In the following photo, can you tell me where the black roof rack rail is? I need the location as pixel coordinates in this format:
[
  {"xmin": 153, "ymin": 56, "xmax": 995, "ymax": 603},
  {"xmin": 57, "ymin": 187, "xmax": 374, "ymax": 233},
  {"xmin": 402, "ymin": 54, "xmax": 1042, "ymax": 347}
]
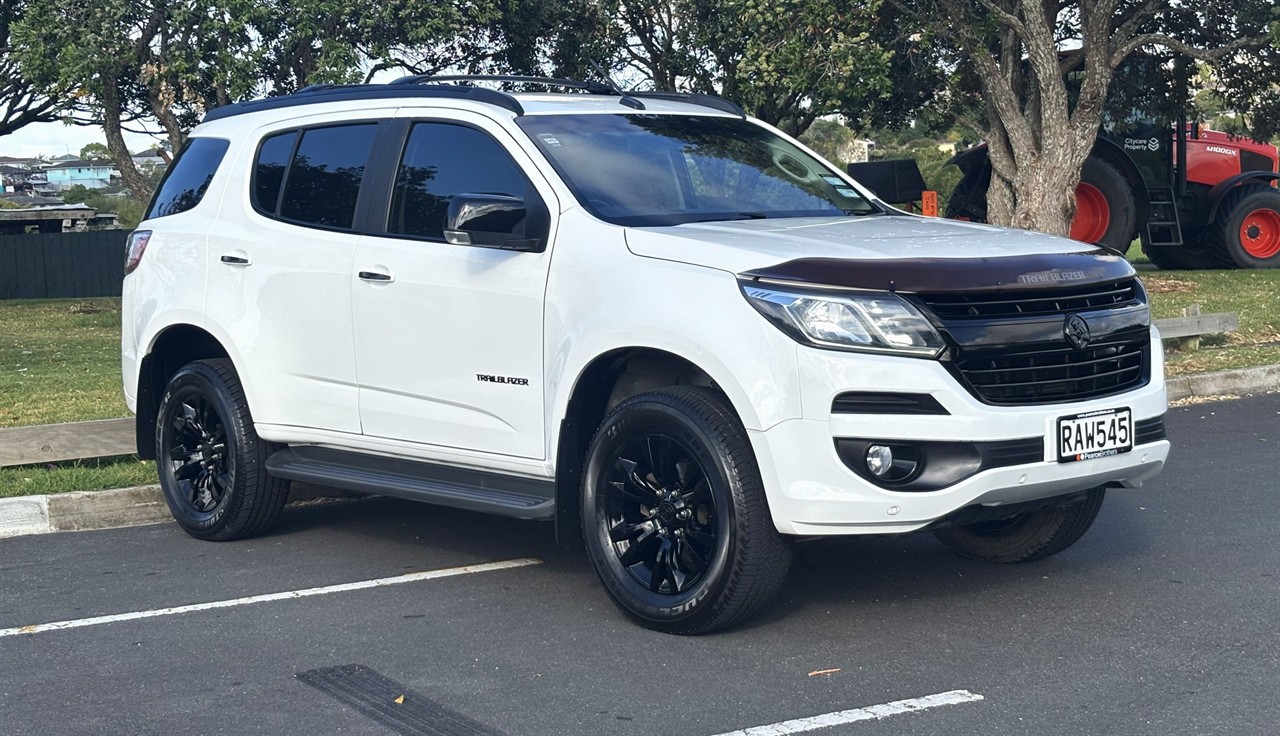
[
  {"xmin": 201, "ymin": 83, "xmax": 524, "ymax": 123},
  {"xmin": 200, "ymin": 76, "xmax": 745, "ymax": 123}
]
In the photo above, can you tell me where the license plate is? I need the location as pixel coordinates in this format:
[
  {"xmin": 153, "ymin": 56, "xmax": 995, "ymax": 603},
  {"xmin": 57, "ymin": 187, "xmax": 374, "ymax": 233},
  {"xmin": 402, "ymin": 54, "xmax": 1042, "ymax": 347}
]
[{"xmin": 1057, "ymin": 407, "xmax": 1133, "ymax": 462}]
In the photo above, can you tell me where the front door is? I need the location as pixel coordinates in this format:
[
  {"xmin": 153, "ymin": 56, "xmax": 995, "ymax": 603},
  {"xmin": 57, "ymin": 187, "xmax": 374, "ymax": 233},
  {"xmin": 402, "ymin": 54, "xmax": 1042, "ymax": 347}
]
[{"xmin": 352, "ymin": 114, "xmax": 557, "ymax": 459}]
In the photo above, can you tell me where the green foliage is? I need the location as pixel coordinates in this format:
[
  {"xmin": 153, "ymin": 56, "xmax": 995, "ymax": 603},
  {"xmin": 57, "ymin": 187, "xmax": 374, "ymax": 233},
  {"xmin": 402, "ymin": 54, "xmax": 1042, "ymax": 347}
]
[
  {"xmin": 0, "ymin": 198, "xmax": 23, "ymax": 209},
  {"xmin": 798, "ymin": 119, "xmax": 859, "ymax": 165},
  {"xmin": 58, "ymin": 185, "xmax": 145, "ymax": 228},
  {"xmin": 79, "ymin": 143, "xmax": 110, "ymax": 161}
]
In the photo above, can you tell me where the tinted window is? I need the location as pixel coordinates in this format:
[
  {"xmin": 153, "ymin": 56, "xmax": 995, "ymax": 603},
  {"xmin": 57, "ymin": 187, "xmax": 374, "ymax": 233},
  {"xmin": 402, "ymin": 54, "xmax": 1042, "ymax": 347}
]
[
  {"xmin": 280, "ymin": 124, "xmax": 378, "ymax": 229},
  {"xmin": 389, "ymin": 123, "xmax": 531, "ymax": 240},
  {"xmin": 145, "ymin": 137, "xmax": 230, "ymax": 219},
  {"xmin": 516, "ymin": 114, "xmax": 878, "ymax": 227},
  {"xmin": 253, "ymin": 131, "xmax": 297, "ymax": 214}
]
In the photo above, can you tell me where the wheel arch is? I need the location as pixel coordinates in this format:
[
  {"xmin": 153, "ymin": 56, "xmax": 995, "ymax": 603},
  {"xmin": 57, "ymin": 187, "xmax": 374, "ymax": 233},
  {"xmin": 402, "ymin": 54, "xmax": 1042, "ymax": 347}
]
[
  {"xmin": 552, "ymin": 346, "xmax": 736, "ymax": 550},
  {"xmin": 134, "ymin": 324, "xmax": 231, "ymax": 459},
  {"xmin": 1207, "ymin": 172, "xmax": 1280, "ymax": 222}
]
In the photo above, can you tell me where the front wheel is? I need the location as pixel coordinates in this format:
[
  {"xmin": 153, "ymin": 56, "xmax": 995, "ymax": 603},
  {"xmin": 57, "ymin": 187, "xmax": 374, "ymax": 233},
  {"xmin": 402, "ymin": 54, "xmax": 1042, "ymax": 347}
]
[
  {"xmin": 582, "ymin": 387, "xmax": 791, "ymax": 634},
  {"xmin": 156, "ymin": 358, "xmax": 290, "ymax": 541},
  {"xmin": 1206, "ymin": 185, "xmax": 1280, "ymax": 269},
  {"xmin": 933, "ymin": 489, "xmax": 1106, "ymax": 563}
]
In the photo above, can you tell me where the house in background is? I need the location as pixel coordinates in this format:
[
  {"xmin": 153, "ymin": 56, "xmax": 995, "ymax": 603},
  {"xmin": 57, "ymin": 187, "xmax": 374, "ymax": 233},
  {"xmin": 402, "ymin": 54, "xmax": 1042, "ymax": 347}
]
[
  {"xmin": 43, "ymin": 160, "xmax": 118, "ymax": 191},
  {"xmin": 131, "ymin": 147, "xmax": 169, "ymax": 169}
]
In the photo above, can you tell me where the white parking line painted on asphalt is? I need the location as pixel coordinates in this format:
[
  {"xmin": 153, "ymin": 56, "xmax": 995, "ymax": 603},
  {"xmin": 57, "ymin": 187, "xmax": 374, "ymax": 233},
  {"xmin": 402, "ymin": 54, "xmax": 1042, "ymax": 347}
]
[
  {"xmin": 0, "ymin": 558, "xmax": 541, "ymax": 638},
  {"xmin": 708, "ymin": 690, "xmax": 985, "ymax": 736}
]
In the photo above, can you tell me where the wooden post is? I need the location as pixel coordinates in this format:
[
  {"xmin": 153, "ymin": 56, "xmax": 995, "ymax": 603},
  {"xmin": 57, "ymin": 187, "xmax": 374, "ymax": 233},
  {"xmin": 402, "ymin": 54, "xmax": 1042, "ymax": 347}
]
[{"xmin": 1180, "ymin": 303, "xmax": 1201, "ymax": 352}]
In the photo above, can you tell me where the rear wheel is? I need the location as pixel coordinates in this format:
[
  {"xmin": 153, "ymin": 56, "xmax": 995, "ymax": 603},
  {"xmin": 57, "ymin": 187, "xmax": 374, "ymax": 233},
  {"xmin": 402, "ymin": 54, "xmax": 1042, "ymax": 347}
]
[
  {"xmin": 1206, "ymin": 185, "xmax": 1280, "ymax": 269},
  {"xmin": 933, "ymin": 489, "xmax": 1106, "ymax": 563},
  {"xmin": 1071, "ymin": 157, "xmax": 1137, "ymax": 254},
  {"xmin": 156, "ymin": 359, "xmax": 290, "ymax": 541},
  {"xmin": 582, "ymin": 387, "xmax": 791, "ymax": 634}
]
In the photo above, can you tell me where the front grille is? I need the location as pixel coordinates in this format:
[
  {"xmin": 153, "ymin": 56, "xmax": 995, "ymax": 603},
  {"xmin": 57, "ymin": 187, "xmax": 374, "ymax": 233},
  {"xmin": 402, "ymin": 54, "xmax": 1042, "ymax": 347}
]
[
  {"xmin": 951, "ymin": 338, "xmax": 1149, "ymax": 405},
  {"xmin": 919, "ymin": 279, "xmax": 1138, "ymax": 319}
]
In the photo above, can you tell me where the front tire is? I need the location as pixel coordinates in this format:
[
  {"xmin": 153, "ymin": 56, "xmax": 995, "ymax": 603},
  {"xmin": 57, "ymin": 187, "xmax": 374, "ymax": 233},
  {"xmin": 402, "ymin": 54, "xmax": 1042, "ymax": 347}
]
[
  {"xmin": 933, "ymin": 489, "xmax": 1106, "ymax": 563},
  {"xmin": 156, "ymin": 358, "xmax": 290, "ymax": 541},
  {"xmin": 1206, "ymin": 185, "xmax": 1280, "ymax": 269},
  {"xmin": 582, "ymin": 387, "xmax": 791, "ymax": 634}
]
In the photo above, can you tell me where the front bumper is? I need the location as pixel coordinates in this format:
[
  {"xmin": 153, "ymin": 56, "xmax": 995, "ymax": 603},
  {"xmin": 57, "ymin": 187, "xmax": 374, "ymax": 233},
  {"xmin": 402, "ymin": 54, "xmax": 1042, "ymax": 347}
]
[{"xmin": 751, "ymin": 333, "xmax": 1170, "ymax": 536}]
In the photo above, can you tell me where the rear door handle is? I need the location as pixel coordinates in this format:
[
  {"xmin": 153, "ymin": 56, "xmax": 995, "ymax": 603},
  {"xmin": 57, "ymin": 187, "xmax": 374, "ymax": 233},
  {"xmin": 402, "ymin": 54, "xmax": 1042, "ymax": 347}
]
[
  {"xmin": 358, "ymin": 270, "xmax": 393, "ymax": 282},
  {"xmin": 220, "ymin": 254, "xmax": 251, "ymax": 266}
]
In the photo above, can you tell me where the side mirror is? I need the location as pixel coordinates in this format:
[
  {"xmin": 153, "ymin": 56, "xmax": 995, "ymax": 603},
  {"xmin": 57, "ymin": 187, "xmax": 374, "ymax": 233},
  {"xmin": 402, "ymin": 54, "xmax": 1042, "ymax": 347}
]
[{"xmin": 444, "ymin": 193, "xmax": 543, "ymax": 252}]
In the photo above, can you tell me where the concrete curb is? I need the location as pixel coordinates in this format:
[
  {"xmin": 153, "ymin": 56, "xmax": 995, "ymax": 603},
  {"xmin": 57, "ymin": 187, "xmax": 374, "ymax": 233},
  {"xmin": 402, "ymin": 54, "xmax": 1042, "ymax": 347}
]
[
  {"xmin": 3, "ymin": 363, "xmax": 1278, "ymax": 540},
  {"xmin": 1165, "ymin": 364, "xmax": 1280, "ymax": 401},
  {"xmin": 0, "ymin": 483, "xmax": 357, "ymax": 540}
]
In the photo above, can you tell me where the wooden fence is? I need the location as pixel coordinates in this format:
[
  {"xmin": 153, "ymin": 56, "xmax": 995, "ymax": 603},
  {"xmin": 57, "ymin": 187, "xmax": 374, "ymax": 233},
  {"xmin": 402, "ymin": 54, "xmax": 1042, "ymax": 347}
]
[{"xmin": 0, "ymin": 231, "xmax": 128, "ymax": 300}]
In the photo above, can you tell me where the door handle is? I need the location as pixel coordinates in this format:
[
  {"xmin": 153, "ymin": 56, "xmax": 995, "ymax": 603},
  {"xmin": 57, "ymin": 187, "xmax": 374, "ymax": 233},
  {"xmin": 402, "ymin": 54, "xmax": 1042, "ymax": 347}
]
[
  {"xmin": 220, "ymin": 254, "xmax": 251, "ymax": 266},
  {"xmin": 358, "ymin": 270, "xmax": 393, "ymax": 282}
]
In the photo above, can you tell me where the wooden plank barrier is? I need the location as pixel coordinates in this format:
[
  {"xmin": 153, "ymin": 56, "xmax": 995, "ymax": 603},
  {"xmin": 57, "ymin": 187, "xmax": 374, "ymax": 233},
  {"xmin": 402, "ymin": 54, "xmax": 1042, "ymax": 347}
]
[{"xmin": 0, "ymin": 418, "xmax": 135, "ymax": 467}]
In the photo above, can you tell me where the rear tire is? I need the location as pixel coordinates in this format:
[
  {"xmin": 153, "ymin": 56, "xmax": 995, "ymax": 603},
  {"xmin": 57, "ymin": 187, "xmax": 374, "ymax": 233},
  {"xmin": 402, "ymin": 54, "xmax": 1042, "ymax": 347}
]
[
  {"xmin": 1206, "ymin": 185, "xmax": 1280, "ymax": 269},
  {"xmin": 156, "ymin": 358, "xmax": 290, "ymax": 541},
  {"xmin": 1073, "ymin": 157, "xmax": 1138, "ymax": 254},
  {"xmin": 581, "ymin": 386, "xmax": 791, "ymax": 634},
  {"xmin": 933, "ymin": 489, "xmax": 1106, "ymax": 563}
]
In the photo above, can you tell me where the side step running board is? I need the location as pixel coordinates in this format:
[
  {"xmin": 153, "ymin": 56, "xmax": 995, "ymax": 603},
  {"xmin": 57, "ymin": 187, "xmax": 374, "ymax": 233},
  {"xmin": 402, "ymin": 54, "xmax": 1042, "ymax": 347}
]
[{"xmin": 266, "ymin": 446, "xmax": 555, "ymax": 520}]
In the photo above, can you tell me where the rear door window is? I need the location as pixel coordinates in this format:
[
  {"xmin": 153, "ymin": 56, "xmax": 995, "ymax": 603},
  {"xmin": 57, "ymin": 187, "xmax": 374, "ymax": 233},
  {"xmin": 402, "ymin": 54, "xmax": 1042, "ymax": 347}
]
[
  {"xmin": 145, "ymin": 137, "xmax": 230, "ymax": 219},
  {"xmin": 277, "ymin": 124, "xmax": 378, "ymax": 230}
]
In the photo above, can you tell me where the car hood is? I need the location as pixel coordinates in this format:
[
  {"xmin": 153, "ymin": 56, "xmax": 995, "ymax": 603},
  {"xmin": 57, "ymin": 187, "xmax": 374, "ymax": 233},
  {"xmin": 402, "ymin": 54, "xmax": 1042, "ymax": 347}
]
[{"xmin": 624, "ymin": 214, "xmax": 1135, "ymax": 292}]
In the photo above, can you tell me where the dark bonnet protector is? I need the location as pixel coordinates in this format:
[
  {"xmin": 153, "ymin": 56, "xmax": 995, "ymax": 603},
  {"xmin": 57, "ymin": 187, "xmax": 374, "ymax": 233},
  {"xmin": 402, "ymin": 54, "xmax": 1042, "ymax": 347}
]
[{"xmin": 739, "ymin": 251, "xmax": 1136, "ymax": 293}]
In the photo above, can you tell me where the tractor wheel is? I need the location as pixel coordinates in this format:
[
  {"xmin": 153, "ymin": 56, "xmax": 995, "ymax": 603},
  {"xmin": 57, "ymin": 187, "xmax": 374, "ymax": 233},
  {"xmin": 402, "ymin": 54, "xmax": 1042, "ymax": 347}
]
[
  {"xmin": 1206, "ymin": 185, "xmax": 1280, "ymax": 269},
  {"xmin": 1070, "ymin": 157, "xmax": 1138, "ymax": 254},
  {"xmin": 1142, "ymin": 233, "xmax": 1216, "ymax": 271}
]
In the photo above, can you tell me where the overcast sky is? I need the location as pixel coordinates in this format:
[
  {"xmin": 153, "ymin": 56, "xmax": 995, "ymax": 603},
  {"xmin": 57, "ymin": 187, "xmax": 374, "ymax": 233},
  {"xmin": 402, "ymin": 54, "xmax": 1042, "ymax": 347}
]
[{"xmin": 1, "ymin": 122, "xmax": 160, "ymax": 159}]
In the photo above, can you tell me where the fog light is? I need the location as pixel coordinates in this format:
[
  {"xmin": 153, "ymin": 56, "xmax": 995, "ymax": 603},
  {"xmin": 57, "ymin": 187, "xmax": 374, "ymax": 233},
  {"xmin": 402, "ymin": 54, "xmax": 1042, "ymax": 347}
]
[{"xmin": 866, "ymin": 445, "xmax": 894, "ymax": 477}]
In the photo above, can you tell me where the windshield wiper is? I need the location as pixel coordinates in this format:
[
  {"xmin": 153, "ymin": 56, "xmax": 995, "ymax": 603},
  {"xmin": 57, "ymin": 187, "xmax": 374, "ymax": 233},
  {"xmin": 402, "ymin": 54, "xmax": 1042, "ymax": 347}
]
[{"xmin": 695, "ymin": 212, "xmax": 768, "ymax": 223}]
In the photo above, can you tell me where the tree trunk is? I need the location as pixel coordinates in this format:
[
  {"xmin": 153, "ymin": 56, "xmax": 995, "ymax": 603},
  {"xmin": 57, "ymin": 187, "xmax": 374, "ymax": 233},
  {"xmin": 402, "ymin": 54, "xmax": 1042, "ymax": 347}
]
[{"xmin": 101, "ymin": 79, "xmax": 153, "ymax": 202}]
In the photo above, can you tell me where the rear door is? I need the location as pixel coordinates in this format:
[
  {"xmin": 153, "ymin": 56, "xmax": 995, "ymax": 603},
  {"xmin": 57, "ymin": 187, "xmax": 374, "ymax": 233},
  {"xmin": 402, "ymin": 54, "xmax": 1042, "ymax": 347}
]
[
  {"xmin": 205, "ymin": 115, "xmax": 391, "ymax": 433},
  {"xmin": 351, "ymin": 111, "xmax": 557, "ymax": 458}
]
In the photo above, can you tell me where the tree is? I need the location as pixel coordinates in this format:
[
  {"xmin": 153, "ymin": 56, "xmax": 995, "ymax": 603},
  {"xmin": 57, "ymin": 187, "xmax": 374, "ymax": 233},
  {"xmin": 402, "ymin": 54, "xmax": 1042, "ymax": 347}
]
[
  {"xmin": 0, "ymin": 0, "xmax": 64, "ymax": 136},
  {"xmin": 895, "ymin": 0, "xmax": 1277, "ymax": 237},
  {"xmin": 79, "ymin": 143, "xmax": 111, "ymax": 161}
]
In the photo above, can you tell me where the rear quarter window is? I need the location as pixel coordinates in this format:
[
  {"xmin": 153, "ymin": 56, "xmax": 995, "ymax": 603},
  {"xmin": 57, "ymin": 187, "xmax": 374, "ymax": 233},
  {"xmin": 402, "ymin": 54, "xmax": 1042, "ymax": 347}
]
[{"xmin": 145, "ymin": 137, "xmax": 231, "ymax": 219}]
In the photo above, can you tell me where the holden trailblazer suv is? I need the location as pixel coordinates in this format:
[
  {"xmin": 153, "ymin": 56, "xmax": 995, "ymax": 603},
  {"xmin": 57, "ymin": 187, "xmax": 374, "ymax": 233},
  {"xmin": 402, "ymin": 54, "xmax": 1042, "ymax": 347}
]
[{"xmin": 122, "ymin": 76, "xmax": 1170, "ymax": 634}]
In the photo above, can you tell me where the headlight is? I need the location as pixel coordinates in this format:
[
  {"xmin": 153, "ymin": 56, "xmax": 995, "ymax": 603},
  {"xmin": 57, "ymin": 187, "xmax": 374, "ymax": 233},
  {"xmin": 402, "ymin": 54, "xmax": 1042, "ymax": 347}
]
[{"xmin": 740, "ymin": 281, "xmax": 944, "ymax": 357}]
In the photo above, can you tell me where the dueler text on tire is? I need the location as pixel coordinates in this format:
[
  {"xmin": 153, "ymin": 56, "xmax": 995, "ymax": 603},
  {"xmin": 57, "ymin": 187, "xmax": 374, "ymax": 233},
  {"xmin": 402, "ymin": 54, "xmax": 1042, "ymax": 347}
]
[
  {"xmin": 1071, "ymin": 157, "xmax": 1138, "ymax": 254},
  {"xmin": 156, "ymin": 358, "xmax": 290, "ymax": 541},
  {"xmin": 1206, "ymin": 185, "xmax": 1280, "ymax": 269},
  {"xmin": 933, "ymin": 489, "xmax": 1106, "ymax": 564},
  {"xmin": 581, "ymin": 386, "xmax": 791, "ymax": 634}
]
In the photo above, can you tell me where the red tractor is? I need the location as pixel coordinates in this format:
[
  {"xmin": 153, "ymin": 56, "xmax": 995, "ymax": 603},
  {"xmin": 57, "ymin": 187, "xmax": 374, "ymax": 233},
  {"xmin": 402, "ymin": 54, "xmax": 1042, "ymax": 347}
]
[
  {"xmin": 945, "ymin": 120, "xmax": 1279, "ymax": 269},
  {"xmin": 939, "ymin": 52, "xmax": 1280, "ymax": 271}
]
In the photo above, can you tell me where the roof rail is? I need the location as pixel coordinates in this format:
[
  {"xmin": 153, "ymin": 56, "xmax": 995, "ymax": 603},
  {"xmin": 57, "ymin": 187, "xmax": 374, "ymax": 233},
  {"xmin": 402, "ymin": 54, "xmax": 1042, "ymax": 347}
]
[
  {"xmin": 200, "ymin": 76, "xmax": 746, "ymax": 123},
  {"xmin": 201, "ymin": 83, "xmax": 525, "ymax": 123}
]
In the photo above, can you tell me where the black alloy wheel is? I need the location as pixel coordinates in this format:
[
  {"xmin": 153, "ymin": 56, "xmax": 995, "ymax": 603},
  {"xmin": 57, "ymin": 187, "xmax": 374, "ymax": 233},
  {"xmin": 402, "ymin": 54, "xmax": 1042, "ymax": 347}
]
[
  {"xmin": 602, "ymin": 435, "xmax": 718, "ymax": 596},
  {"xmin": 582, "ymin": 386, "xmax": 791, "ymax": 635},
  {"xmin": 157, "ymin": 359, "xmax": 289, "ymax": 540},
  {"xmin": 166, "ymin": 394, "xmax": 231, "ymax": 513}
]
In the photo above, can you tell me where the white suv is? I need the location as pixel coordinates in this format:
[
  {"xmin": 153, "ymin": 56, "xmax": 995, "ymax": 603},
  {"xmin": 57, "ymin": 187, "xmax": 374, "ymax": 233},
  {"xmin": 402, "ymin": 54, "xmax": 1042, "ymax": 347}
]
[{"xmin": 122, "ymin": 76, "xmax": 1169, "ymax": 633}]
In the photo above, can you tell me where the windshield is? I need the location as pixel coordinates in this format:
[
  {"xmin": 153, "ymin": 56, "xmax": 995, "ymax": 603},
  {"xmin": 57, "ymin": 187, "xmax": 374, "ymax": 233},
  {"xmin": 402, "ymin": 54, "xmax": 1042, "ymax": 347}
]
[{"xmin": 516, "ymin": 114, "xmax": 880, "ymax": 226}]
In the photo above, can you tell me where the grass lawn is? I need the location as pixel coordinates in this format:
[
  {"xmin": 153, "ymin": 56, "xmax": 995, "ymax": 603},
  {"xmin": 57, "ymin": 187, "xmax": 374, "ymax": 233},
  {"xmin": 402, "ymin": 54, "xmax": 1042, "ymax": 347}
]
[
  {"xmin": 2, "ymin": 269, "xmax": 1278, "ymax": 497},
  {"xmin": 1, "ymin": 298, "xmax": 129, "ymax": 428}
]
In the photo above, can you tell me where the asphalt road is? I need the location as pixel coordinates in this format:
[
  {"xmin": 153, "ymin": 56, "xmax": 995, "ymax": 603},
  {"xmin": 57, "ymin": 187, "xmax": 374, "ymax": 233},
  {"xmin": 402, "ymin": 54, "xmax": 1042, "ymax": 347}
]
[{"xmin": 1, "ymin": 393, "xmax": 1277, "ymax": 736}]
